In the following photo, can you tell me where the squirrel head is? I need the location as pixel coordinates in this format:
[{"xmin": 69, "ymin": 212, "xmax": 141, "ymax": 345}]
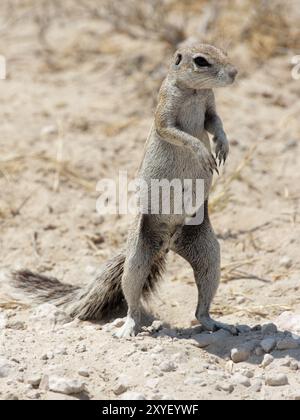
[{"xmin": 171, "ymin": 43, "xmax": 238, "ymax": 90}]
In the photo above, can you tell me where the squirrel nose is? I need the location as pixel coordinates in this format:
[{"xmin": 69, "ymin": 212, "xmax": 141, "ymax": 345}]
[{"xmin": 228, "ymin": 66, "xmax": 238, "ymax": 80}]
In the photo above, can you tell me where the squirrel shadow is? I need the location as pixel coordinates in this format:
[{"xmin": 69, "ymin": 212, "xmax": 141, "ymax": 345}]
[{"xmin": 151, "ymin": 322, "xmax": 300, "ymax": 365}]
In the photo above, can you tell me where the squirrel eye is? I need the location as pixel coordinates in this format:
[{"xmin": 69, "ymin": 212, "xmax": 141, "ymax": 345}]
[
  {"xmin": 175, "ymin": 54, "xmax": 182, "ymax": 65},
  {"xmin": 194, "ymin": 56, "xmax": 211, "ymax": 68}
]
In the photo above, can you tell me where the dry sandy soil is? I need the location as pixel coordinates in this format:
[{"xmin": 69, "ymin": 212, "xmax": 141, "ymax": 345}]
[{"xmin": 0, "ymin": 0, "xmax": 300, "ymax": 400}]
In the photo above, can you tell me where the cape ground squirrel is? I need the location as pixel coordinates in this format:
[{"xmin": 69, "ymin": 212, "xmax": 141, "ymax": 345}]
[{"xmin": 11, "ymin": 43, "xmax": 238, "ymax": 337}]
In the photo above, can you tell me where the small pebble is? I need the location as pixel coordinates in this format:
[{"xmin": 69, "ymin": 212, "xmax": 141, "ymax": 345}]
[
  {"xmin": 121, "ymin": 391, "xmax": 145, "ymax": 400},
  {"xmin": 231, "ymin": 348, "xmax": 250, "ymax": 363},
  {"xmin": 261, "ymin": 354, "xmax": 274, "ymax": 368},
  {"xmin": 265, "ymin": 374, "xmax": 288, "ymax": 387},
  {"xmin": 231, "ymin": 373, "xmax": 251, "ymax": 388}
]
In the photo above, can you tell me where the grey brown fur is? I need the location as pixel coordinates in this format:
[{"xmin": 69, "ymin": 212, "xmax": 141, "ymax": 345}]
[{"xmin": 11, "ymin": 43, "xmax": 238, "ymax": 337}]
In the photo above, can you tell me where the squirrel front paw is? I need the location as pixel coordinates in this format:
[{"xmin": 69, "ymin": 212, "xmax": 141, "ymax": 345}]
[
  {"xmin": 214, "ymin": 134, "xmax": 229, "ymax": 165},
  {"xmin": 196, "ymin": 145, "xmax": 219, "ymax": 176}
]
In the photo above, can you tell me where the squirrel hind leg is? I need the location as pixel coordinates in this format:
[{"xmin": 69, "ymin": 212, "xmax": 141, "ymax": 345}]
[
  {"xmin": 171, "ymin": 202, "xmax": 237, "ymax": 336},
  {"xmin": 114, "ymin": 215, "xmax": 168, "ymax": 338}
]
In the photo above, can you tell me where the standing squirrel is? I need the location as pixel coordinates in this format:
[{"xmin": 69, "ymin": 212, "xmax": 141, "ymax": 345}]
[{"xmin": 11, "ymin": 43, "xmax": 238, "ymax": 337}]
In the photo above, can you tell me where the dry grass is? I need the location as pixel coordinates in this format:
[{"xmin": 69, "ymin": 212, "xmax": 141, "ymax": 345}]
[
  {"xmin": 209, "ymin": 145, "xmax": 257, "ymax": 214},
  {"xmin": 0, "ymin": 154, "xmax": 94, "ymax": 194}
]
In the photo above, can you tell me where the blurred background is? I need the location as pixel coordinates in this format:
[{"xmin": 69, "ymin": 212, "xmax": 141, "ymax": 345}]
[{"xmin": 0, "ymin": 0, "xmax": 300, "ymax": 322}]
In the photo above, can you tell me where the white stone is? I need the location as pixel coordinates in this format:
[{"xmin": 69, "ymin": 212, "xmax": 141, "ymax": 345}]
[
  {"xmin": 159, "ymin": 361, "xmax": 176, "ymax": 373},
  {"xmin": 78, "ymin": 368, "xmax": 90, "ymax": 378},
  {"xmin": 27, "ymin": 374, "xmax": 42, "ymax": 387},
  {"xmin": 215, "ymin": 382, "xmax": 234, "ymax": 393},
  {"xmin": 75, "ymin": 344, "xmax": 87, "ymax": 353},
  {"xmin": 43, "ymin": 375, "xmax": 85, "ymax": 395},
  {"xmin": 121, "ymin": 391, "xmax": 145, "ymax": 400},
  {"xmin": 151, "ymin": 320, "xmax": 163, "ymax": 332},
  {"xmin": 40, "ymin": 125, "xmax": 58, "ymax": 137},
  {"xmin": 261, "ymin": 354, "xmax": 274, "ymax": 368},
  {"xmin": 231, "ymin": 348, "xmax": 250, "ymax": 363},
  {"xmin": 279, "ymin": 256, "xmax": 292, "ymax": 269},
  {"xmin": 145, "ymin": 378, "xmax": 159, "ymax": 389},
  {"xmin": 193, "ymin": 330, "xmax": 231, "ymax": 348},
  {"xmin": 265, "ymin": 374, "xmax": 288, "ymax": 387},
  {"xmin": 231, "ymin": 374, "xmax": 251, "ymax": 388},
  {"xmin": 275, "ymin": 312, "xmax": 300, "ymax": 335},
  {"xmin": 113, "ymin": 383, "xmax": 128, "ymax": 396},
  {"xmin": 85, "ymin": 265, "xmax": 97, "ymax": 276},
  {"xmin": 0, "ymin": 358, "xmax": 12, "ymax": 378}
]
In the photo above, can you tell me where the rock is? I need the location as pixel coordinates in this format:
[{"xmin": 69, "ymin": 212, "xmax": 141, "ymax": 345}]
[
  {"xmin": 113, "ymin": 374, "xmax": 130, "ymax": 395},
  {"xmin": 27, "ymin": 374, "xmax": 42, "ymax": 387},
  {"xmin": 250, "ymin": 380, "xmax": 262, "ymax": 393},
  {"xmin": 40, "ymin": 125, "xmax": 58, "ymax": 137},
  {"xmin": 0, "ymin": 358, "xmax": 12, "ymax": 378},
  {"xmin": 151, "ymin": 345, "xmax": 164, "ymax": 354},
  {"xmin": 255, "ymin": 347, "xmax": 264, "ymax": 357},
  {"xmin": 159, "ymin": 361, "xmax": 176, "ymax": 373},
  {"xmin": 260, "ymin": 338, "xmax": 276, "ymax": 353},
  {"xmin": 236, "ymin": 297, "xmax": 246, "ymax": 305},
  {"xmin": 78, "ymin": 368, "xmax": 90, "ymax": 378},
  {"xmin": 215, "ymin": 382, "xmax": 234, "ymax": 393},
  {"xmin": 279, "ymin": 256, "xmax": 292, "ymax": 269},
  {"xmin": 290, "ymin": 361, "xmax": 299, "ymax": 371},
  {"xmin": 151, "ymin": 320, "xmax": 163, "ymax": 332},
  {"xmin": 193, "ymin": 330, "xmax": 231, "ymax": 348},
  {"xmin": 85, "ymin": 265, "xmax": 97, "ymax": 276},
  {"xmin": 231, "ymin": 348, "xmax": 251, "ymax": 363},
  {"xmin": 261, "ymin": 354, "xmax": 274, "ymax": 368},
  {"xmin": 275, "ymin": 312, "xmax": 300, "ymax": 335},
  {"xmin": 27, "ymin": 391, "xmax": 41, "ymax": 400},
  {"xmin": 113, "ymin": 383, "xmax": 128, "ymax": 396},
  {"xmin": 121, "ymin": 391, "xmax": 145, "ymax": 400},
  {"xmin": 261, "ymin": 323, "xmax": 278, "ymax": 336},
  {"xmin": 75, "ymin": 344, "xmax": 87, "ymax": 353},
  {"xmin": 236, "ymin": 325, "xmax": 251, "ymax": 334},
  {"xmin": 276, "ymin": 337, "xmax": 299, "ymax": 350},
  {"xmin": 239, "ymin": 369, "xmax": 254, "ymax": 379},
  {"xmin": 41, "ymin": 375, "xmax": 85, "ymax": 395},
  {"xmin": 145, "ymin": 378, "xmax": 159, "ymax": 389},
  {"xmin": 6, "ymin": 320, "xmax": 26, "ymax": 330},
  {"xmin": 231, "ymin": 374, "xmax": 251, "ymax": 388},
  {"xmin": 55, "ymin": 346, "xmax": 68, "ymax": 356},
  {"xmin": 265, "ymin": 374, "xmax": 288, "ymax": 387}
]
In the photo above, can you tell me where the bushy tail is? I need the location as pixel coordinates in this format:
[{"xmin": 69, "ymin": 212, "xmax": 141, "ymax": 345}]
[{"xmin": 10, "ymin": 252, "xmax": 166, "ymax": 321}]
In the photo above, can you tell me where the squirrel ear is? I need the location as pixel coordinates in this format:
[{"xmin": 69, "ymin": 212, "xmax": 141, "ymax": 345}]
[{"xmin": 175, "ymin": 53, "xmax": 182, "ymax": 65}]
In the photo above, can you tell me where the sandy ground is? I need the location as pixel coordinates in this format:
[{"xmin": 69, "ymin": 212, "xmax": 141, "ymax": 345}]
[{"xmin": 0, "ymin": 1, "xmax": 300, "ymax": 400}]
